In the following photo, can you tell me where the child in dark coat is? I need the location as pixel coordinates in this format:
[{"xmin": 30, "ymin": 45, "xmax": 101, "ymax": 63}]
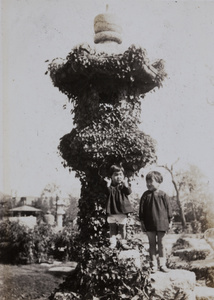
[
  {"xmin": 104, "ymin": 164, "xmax": 133, "ymax": 249},
  {"xmin": 139, "ymin": 171, "xmax": 173, "ymax": 272}
]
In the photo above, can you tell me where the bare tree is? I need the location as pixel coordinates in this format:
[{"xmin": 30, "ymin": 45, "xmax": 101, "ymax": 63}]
[{"xmin": 158, "ymin": 159, "xmax": 187, "ymax": 231}]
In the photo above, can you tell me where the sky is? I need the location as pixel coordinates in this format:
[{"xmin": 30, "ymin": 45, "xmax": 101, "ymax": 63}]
[{"xmin": 1, "ymin": 0, "xmax": 214, "ymax": 198}]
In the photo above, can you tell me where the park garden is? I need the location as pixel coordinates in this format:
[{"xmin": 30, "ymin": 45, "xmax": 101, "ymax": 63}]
[{"xmin": 1, "ymin": 7, "xmax": 214, "ymax": 300}]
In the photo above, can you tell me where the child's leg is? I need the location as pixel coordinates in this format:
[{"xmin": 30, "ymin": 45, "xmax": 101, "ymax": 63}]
[
  {"xmin": 107, "ymin": 215, "xmax": 118, "ymax": 248},
  {"xmin": 109, "ymin": 223, "xmax": 118, "ymax": 248},
  {"xmin": 157, "ymin": 231, "xmax": 166, "ymax": 257},
  {"xmin": 117, "ymin": 214, "xmax": 130, "ymax": 249},
  {"xmin": 157, "ymin": 231, "xmax": 169, "ymax": 272},
  {"xmin": 146, "ymin": 231, "xmax": 158, "ymax": 272},
  {"xmin": 118, "ymin": 224, "xmax": 126, "ymax": 239},
  {"xmin": 117, "ymin": 214, "xmax": 127, "ymax": 239},
  {"xmin": 109, "ymin": 222, "xmax": 118, "ymax": 237},
  {"xmin": 147, "ymin": 231, "xmax": 157, "ymax": 261}
]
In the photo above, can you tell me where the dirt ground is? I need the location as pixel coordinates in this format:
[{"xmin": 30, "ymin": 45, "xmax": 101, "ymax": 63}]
[{"xmin": 0, "ymin": 263, "xmax": 64, "ymax": 300}]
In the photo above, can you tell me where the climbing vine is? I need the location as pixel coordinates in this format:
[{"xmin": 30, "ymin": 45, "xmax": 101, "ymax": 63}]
[
  {"xmin": 47, "ymin": 42, "xmax": 166, "ymax": 240},
  {"xmin": 48, "ymin": 43, "xmax": 166, "ymax": 105}
]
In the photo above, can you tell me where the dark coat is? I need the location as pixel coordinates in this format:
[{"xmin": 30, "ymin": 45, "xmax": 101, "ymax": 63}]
[
  {"xmin": 139, "ymin": 189, "xmax": 172, "ymax": 231},
  {"xmin": 106, "ymin": 183, "xmax": 133, "ymax": 215}
]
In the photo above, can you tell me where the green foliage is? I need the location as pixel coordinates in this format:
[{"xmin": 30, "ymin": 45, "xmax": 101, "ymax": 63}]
[
  {"xmin": 50, "ymin": 225, "xmax": 78, "ymax": 261},
  {"xmin": 48, "ymin": 42, "xmax": 163, "ymax": 243},
  {"xmin": 47, "ymin": 43, "xmax": 167, "ymax": 103},
  {"xmin": 0, "ymin": 221, "xmax": 54, "ymax": 264},
  {"xmin": 47, "ymin": 41, "xmax": 164, "ymax": 300},
  {"xmin": 0, "ymin": 197, "xmax": 16, "ymax": 219},
  {"xmin": 76, "ymin": 175, "xmax": 109, "ymax": 242},
  {"xmin": 50, "ymin": 240, "xmax": 152, "ymax": 300},
  {"xmin": 59, "ymin": 103, "xmax": 157, "ymax": 177},
  {"xmin": 0, "ymin": 220, "xmax": 80, "ymax": 264},
  {"xmin": 32, "ymin": 223, "xmax": 55, "ymax": 263},
  {"xmin": 175, "ymin": 165, "xmax": 214, "ymax": 232},
  {"xmin": 0, "ymin": 221, "xmax": 33, "ymax": 264}
]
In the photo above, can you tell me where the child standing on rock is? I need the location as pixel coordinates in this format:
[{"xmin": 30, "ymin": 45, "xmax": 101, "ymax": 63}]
[
  {"xmin": 139, "ymin": 171, "xmax": 173, "ymax": 273},
  {"xmin": 104, "ymin": 164, "xmax": 133, "ymax": 249}
]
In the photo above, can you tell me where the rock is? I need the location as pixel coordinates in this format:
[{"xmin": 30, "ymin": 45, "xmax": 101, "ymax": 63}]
[
  {"xmin": 204, "ymin": 228, "xmax": 214, "ymax": 251},
  {"xmin": 173, "ymin": 248, "xmax": 211, "ymax": 261},
  {"xmin": 169, "ymin": 255, "xmax": 214, "ymax": 286},
  {"xmin": 188, "ymin": 258, "xmax": 214, "ymax": 284},
  {"xmin": 150, "ymin": 269, "xmax": 196, "ymax": 300},
  {"xmin": 48, "ymin": 262, "xmax": 77, "ymax": 277},
  {"xmin": 172, "ymin": 236, "xmax": 213, "ymax": 262},
  {"xmin": 195, "ymin": 286, "xmax": 214, "ymax": 299},
  {"xmin": 40, "ymin": 260, "xmax": 62, "ymax": 267},
  {"xmin": 175, "ymin": 236, "xmax": 213, "ymax": 251},
  {"xmin": 48, "ymin": 266, "xmax": 75, "ymax": 275},
  {"xmin": 206, "ymin": 268, "xmax": 214, "ymax": 288}
]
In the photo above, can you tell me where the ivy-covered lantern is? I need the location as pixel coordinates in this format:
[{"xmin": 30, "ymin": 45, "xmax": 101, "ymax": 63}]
[{"xmin": 47, "ymin": 8, "xmax": 167, "ymax": 242}]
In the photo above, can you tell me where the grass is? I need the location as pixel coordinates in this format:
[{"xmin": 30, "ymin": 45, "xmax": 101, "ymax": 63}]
[{"xmin": 0, "ymin": 263, "xmax": 63, "ymax": 300}]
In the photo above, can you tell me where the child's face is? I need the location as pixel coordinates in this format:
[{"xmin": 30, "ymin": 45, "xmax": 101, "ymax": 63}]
[
  {"xmin": 146, "ymin": 178, "xmax": 160, "ymax": 191},
  {"xmin": 112, "ymin": 171, "xmax": 124, "ymax": 184}
]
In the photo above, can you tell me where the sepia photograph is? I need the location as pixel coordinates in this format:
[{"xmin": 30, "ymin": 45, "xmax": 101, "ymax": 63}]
[{"xmin": 1, "ymin": 0, "xmax": 214, "ymax": 299}]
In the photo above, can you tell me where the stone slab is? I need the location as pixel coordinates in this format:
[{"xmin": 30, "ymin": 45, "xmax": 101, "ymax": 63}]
[
  {"xmin": 150, "ymin": 269, "xmax": 196, "ymax": 300},
  {"xmin": 195, "ymin": 286, "xmax": 214, "ymax": 300}
]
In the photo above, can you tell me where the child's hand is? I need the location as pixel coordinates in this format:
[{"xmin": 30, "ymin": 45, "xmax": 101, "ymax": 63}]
[
  {"xmin": 104, "ymin": 177, "xmax": 111, "ymax": 187},
  {"xmin": 123, "ymin": 177, "xmax": 129, "ymax": 187}
]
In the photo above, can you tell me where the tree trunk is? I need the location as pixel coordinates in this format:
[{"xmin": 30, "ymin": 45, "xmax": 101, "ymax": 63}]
[
  {"xmin": 159, "ymin": 164, "xmax": 187, "ymax": 231},
  {"xmin": 171, "ymin": 178, "xmax": 186, "ymax": 230}
]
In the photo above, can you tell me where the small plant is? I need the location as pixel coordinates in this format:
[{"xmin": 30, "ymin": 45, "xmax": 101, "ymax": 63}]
[{"xmin": 171, "ymin": 238, "xmax": 191, "ymax": 252}]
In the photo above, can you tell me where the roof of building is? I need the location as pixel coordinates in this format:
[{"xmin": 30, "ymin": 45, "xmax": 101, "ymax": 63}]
[{"xmin": 9, "ymin": 205, "xmax": 42, "ymax": 212}]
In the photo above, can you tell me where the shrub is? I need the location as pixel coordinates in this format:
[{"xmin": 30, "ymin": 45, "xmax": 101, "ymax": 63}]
[
  {"xmin": 171, "ymin": 238, "xmax": 191, "ymax": 252},
  {"xmin": 31, "ymin": 223, "xmax": 55, "ymax": 263},
  {"xmin": 0, "ymin": 220, "xmax": 32, "ymax": 264},
  {"xmin": 0, "ymin": 221, "xmax": 56, "ymax": 264},
  {"xmin": 50, "ymin": 225, "xmax": 78, "ymax": 261}
]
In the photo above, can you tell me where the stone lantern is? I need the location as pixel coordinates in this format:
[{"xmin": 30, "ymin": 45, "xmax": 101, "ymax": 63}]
[
  {"xmin": 48, "ymin": 5, "xmax": 170, "ymax": 299},
  {"xmin": 56, "ymin": 196, "xmax": 65, "ymax": 228},
  {"xmin": 93, "ymin": 6, "xmax": 123, "ymax": 54},
  {"xmin": 48, "ymin": 6, "xmax": 167, "ymax": 240}
]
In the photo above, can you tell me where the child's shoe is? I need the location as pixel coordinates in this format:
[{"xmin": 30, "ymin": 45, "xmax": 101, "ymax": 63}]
[
  {"xmin": 150, "ymin": 260, "xmax": 158, "ymax": 273},
  {"xmin": 159, "ymin": 257, "xmax": 170, "ymax": 273},
  {"xmin": 159, "ymin": 265, "xmax": 170, "ymax": 273},
  {"xmin": 151, "ymin": 266, "xmax": 158, "ymax": 273},
  {"xmin": 120, "ymin": 239, "xmax": 131, "ymax": 250},
  {"xmin": 109, "ymin": 236, "xmax": 117, "ymax": 249}
]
